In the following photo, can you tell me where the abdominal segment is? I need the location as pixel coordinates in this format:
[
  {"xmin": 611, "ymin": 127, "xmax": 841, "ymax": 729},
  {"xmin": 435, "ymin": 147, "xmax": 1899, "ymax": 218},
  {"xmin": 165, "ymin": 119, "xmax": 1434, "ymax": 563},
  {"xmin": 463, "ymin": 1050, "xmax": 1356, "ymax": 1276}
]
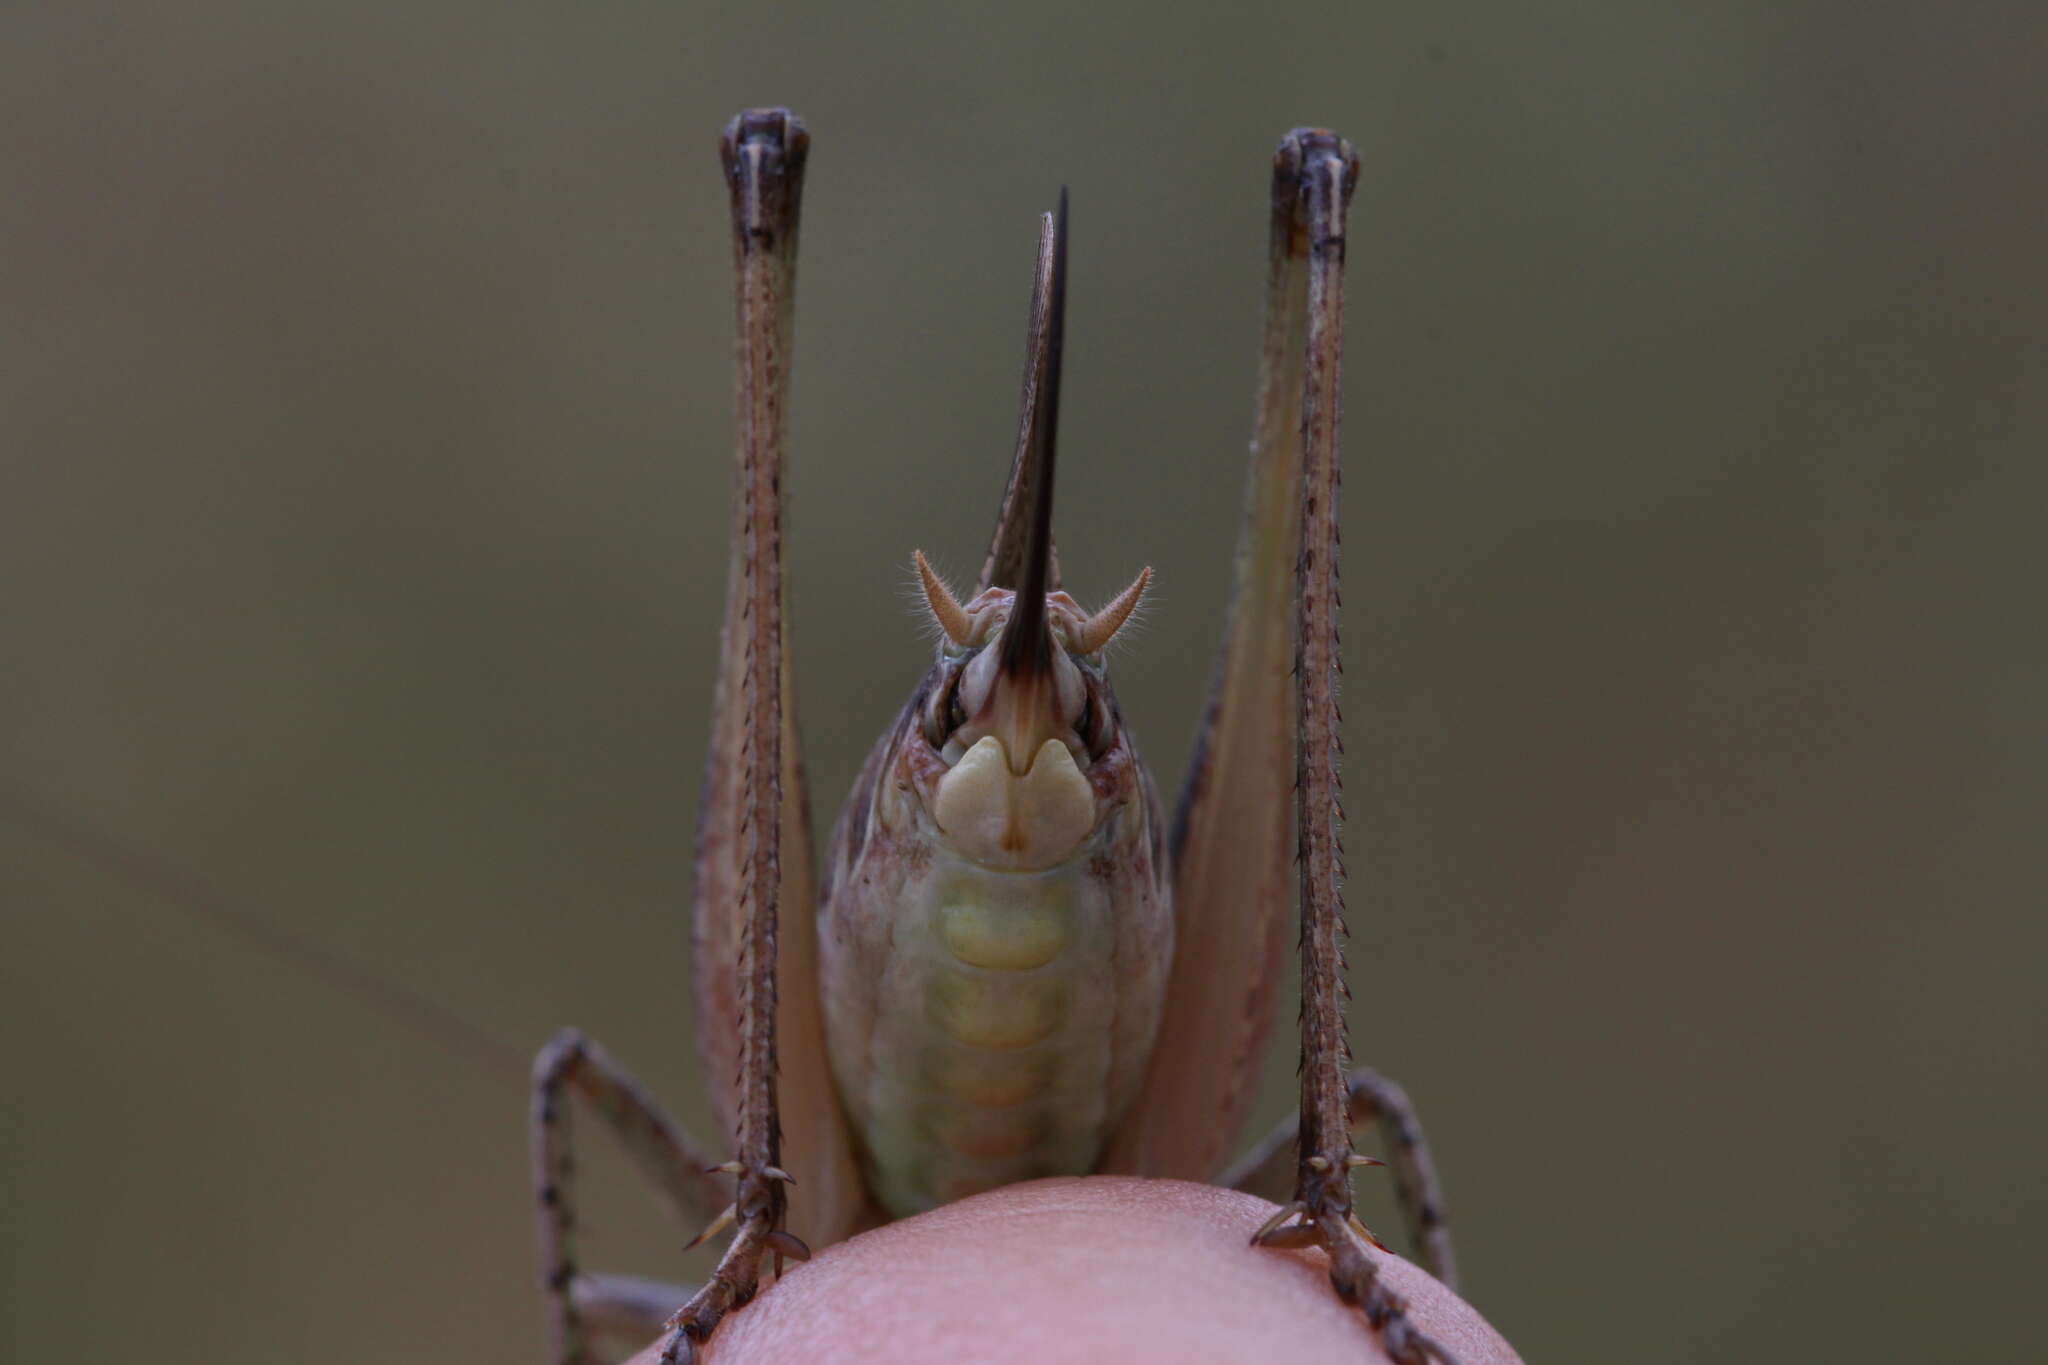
[{"xmin": 818, "ymin": 727, "xmax": 1170, "ymax": 1218}]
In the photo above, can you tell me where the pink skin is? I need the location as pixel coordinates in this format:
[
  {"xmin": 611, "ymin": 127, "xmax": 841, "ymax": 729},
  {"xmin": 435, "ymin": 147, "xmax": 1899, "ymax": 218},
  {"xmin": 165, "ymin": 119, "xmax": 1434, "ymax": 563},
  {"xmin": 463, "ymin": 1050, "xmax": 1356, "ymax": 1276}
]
[{"xmin": 627, "ymin": 1176, "xmax": 1521, "ymax": 1365}]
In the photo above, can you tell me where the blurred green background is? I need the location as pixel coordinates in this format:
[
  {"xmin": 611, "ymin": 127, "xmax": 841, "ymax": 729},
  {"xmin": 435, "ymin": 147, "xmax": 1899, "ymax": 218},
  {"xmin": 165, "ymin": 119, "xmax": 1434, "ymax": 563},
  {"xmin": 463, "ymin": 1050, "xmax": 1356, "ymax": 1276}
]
[{"xmin": 3, "ymin": 2, "xmax": 2042, "ymax": 1361}]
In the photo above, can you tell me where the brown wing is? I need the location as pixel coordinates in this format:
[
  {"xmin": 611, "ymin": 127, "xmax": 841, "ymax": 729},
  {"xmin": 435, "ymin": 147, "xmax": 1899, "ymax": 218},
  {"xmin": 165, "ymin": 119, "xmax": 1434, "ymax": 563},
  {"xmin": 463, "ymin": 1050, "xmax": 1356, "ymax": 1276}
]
[
  {"xmin": 691, "ymin": 110, "xmax": 866, "ymax": 1250},
  {"xmin": 1101, "ymin": 134, "xmax": 1341, "ymax": 1181}
]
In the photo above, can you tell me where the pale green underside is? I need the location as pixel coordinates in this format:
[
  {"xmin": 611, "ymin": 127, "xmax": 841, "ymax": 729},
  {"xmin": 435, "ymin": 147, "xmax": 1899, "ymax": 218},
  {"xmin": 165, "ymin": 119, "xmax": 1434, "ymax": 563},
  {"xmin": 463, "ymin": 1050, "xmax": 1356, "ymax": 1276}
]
[{"xmin": 819, "ymin": 736, "xmax": 1171, "ymax": 1217}]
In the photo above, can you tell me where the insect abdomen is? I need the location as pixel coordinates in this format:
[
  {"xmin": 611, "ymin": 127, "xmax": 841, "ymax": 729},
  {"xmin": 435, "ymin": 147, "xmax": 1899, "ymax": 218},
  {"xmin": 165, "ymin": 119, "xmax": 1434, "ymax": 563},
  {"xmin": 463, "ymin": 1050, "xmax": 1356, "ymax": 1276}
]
[
  {"xmin": 819, "ymin": 737, "xmax": 1171, "ymax": 1218},
  {"xmin": 890, "ymin": 856, "xmax": 1098, "ymax": 1211}
]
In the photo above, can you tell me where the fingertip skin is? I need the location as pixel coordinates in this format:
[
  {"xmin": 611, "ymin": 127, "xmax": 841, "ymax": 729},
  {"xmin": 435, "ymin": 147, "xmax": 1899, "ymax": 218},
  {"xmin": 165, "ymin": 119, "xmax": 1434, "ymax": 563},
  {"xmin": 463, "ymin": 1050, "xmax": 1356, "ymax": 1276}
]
[{"xmin": 619, "ymin": 1177, "xmax": 1521, "ymax": 1365}]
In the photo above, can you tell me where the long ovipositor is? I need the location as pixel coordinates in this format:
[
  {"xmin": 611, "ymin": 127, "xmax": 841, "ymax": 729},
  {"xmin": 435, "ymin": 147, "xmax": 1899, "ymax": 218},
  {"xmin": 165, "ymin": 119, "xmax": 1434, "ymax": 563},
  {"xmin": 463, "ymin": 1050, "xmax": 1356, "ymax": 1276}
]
[{"xmin": 813, "ymin": 195, "xmax": 1169, "ymax": 1217}]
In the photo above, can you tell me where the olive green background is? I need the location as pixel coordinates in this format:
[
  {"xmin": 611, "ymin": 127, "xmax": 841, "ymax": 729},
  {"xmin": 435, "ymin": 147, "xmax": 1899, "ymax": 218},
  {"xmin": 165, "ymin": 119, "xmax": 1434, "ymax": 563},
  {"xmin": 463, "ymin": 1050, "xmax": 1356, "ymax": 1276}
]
[{"xmin": 3, "ymin": 3, "xmax": 2041, "ymax": 1362}]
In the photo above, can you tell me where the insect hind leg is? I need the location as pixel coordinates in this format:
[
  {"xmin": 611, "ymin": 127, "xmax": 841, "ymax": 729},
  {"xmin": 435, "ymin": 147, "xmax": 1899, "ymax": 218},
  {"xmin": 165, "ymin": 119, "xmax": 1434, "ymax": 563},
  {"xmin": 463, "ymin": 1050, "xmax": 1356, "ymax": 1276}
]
[
  {"xmin": 1222, "ymin": 1065, "xmax": 1457, "ymax": 1289},
  {"xmin": 1257, "ymin": 126, "xmax": 1460, "ymax": 1365},
  {"xmin": 531, "ymin": 1029, "xmax": 734, "ymax": 1365},
  {"xmin": 572, "ymin": 1273, "xmax": 701, "ymax": 1348}
]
